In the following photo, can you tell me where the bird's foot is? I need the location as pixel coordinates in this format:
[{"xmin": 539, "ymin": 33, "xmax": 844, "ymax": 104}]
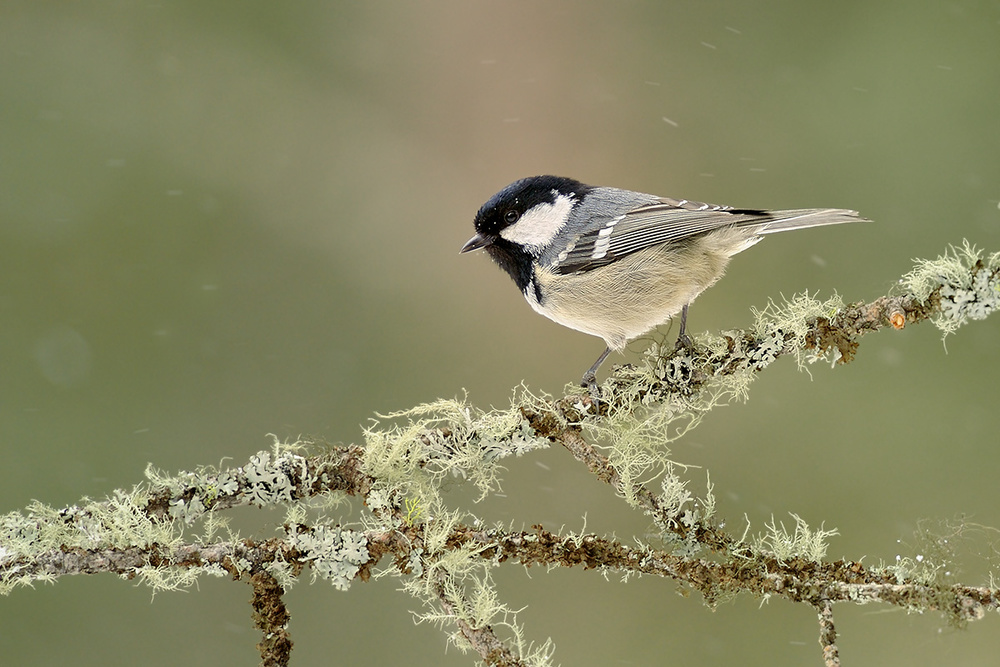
[
  {"xmin": 580, "ymin": 371, "xmax": 602, "ymax": 409},
  {"xmin": 674, "ymin": 332, "xmax": 695, "ymax": 355}
]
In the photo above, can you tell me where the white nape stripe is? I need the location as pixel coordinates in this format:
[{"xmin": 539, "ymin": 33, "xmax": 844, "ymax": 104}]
[{"xmin": 499, "ymin": 193, "xmax": 574, "ymax": 249}]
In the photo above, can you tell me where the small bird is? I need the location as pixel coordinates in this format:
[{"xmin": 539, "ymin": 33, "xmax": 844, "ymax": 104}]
[{"xmin": 461, "ymin": 175, "xmax": 867, "ymax": 392}]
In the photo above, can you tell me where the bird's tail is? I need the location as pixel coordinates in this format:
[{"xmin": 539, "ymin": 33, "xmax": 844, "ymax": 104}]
[{"xmin": 756, "ymin": 208, "xmax": 870, "ymax": 234}]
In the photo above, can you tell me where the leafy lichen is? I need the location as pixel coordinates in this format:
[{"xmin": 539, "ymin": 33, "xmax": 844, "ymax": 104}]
[
  {"xmin": 289, "ymin": 524, "xmax": 369, "ymax": 591},
  {"xmin": 900, "ymin": 240, "xmax": 1000, "ymax": 337}
]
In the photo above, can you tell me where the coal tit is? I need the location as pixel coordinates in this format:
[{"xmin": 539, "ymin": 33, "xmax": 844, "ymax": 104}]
[{"xmin": 461, "ymin": 175, "xmax": 867, "ymax": 391}]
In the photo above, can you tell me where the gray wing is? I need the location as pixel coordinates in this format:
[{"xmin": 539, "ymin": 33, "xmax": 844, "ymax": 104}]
[{"xmin": 552, "ymin": 196, "xmax": 770, "ymax": 274}]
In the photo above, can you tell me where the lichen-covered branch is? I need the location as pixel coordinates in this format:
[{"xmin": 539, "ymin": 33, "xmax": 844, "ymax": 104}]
[
  {"xmin": 251, "ymin": 571, "xmax": 293, "ymax": 667},
  {"xmin": 6, "ymin": 523, "xmax": 999, "ymax": 624},
  {"xmin": 429, "ymin": 571, "xmax": 528, "ymax": 667},
  {"xmin": 817, "ymin": 601, "xmax": 840, "ymax": 667},
  {"xmin": 0, "ymin": 242, "xmax": 998, "ymax": 666}
]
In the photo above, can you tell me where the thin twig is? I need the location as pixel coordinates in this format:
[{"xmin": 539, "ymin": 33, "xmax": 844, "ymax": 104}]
[
  {"xmin": 431, "ymin": 572, "xmax": 526, "ymax": 667},
  {"xmin": 817, "ymin": 600, "xmax": 841, "ymax": 667},
  {"xmin": 250, "ymin": 571, "xmax": 293, "ymax": 667}
]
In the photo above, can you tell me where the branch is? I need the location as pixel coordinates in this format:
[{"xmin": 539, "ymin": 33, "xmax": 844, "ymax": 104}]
[
  {"xmin": 817, "ymin": 600, "xmax": 840, "ymax": 667},
  {"xmin": 1, "ymin": 242, "xmax": 998, "ymax": 666},
  {"xmin": 11, "ymin": 523, "xmax": 999, "ymax": 623},
  {"xmin": 251, "ymin": 571, "xmax": 293, "ymax": 667},
  {"xmin": 430, "ymin": 571, "xmax": 528, "ymax": 667}
]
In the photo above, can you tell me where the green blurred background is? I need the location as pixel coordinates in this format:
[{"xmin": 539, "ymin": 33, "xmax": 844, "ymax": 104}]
[{"xmin": 2, "ymin": 1, "xmax": 1000, "ymax": 665}]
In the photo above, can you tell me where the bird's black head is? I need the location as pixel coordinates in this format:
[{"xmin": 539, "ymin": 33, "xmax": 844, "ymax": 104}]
[
  {"xmin": 471, "ymin": 175, "xmax": 589, "ymax": 239},
  {"xmin": 461, "ymin": 175, "xmax": 590, "ymax": 294}
]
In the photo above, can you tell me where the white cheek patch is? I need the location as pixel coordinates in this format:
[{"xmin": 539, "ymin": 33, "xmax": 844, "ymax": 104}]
[{"xmin": 499, "ymin": 193, "xmax": 574, "ymax": 249}]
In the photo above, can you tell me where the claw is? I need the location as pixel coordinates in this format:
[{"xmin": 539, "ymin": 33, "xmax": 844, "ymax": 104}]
[
  {"xmin": 674, "ymin": 331, "xmax": 694, "ymax": 354},
  {"xmin": 581, "ymin": 371, "xmax": 602, "ymax": 408},
  {"xmin": 580, "ymin": 347, "xmax": 612, "ymax": 410}
]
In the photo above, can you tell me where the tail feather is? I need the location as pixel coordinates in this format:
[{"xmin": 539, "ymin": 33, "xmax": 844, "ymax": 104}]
[{"xmin": 757, "ymin": 208, "xmax": 870, "ymax": 234}]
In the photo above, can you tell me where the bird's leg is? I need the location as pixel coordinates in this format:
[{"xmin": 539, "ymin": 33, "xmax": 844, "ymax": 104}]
[
  {"xmin": 580, "ymin": 346, "xmax": 612, "ymax": 402},
  {"xmin": 674, "ymin": 304, "xmax": 694, "ymax": 352}
]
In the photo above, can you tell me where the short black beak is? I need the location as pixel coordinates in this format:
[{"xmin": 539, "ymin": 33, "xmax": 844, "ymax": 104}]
[{"xmin": 460, "ymin": 233, "xmax": 492, "ymax": 254}]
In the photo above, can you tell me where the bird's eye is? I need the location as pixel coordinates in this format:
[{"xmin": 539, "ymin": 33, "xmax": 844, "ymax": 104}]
[{"xmin": 504, "ymin": 210, "xmax": 519, "ymax": 224}]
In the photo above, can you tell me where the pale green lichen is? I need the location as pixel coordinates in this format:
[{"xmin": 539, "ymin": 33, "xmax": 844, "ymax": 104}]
[
  {"xmin": 656, "ymin": 462, "xmax": 695, "ymax": 522},
  {"xmin": 145, "ymin": 442, "xmax": 324, "ymax": 527},
  {"xmin": 886, "ymin": 553, "xmax": 947, "ymax": 588},
  {"xmin": 265, "ymin": 559, "xmax": 298, "ymax": 590},
  {"xmin": 4, "ymin": 493, "xmax": 167, "ymax": 554},
  {"xmin": 361, "ymin": 394, "xmax": 551, "ymax": 515},
  {"xmin": 289, "ymin": 524, "xmax": 369, "ymax": 590},
  {"xmin": 0, "ymin": 441, "xmax": 333, "ymax": 595},
  {"xmin": 0, "ymin": 489, "xmax": 183, "ymax": 594},
  {"xmin": 420, "ymin": 505, "xmax": 469, "ymax": 568},
  {"xmin": 583, "ymin": 345, "xmax": 714, "ymax": 506},
  {"xmin": 134, "ymin": 562, "xmax": 228, "ymax": 596},
  {"xmin": 413, "ymin": 568, "xmax": 556, "ymax": 667},
  {"xmin": 579, "ymin": 290, "xmax": 848, "ymax": 510},
  {"xmin": 750, "ymin": 292, "xmax": 846, "ymax": 368},
  {"xmin": 243, "ymin": 450, "xmax": 305, "ymax": 506},
  {"xmin": 750, "ymin": 513, "xmax": 838, "ymax": 563},
  {"xmin": 900, "ymin": 240, "xmax": 1000, "ymax": 337}
]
